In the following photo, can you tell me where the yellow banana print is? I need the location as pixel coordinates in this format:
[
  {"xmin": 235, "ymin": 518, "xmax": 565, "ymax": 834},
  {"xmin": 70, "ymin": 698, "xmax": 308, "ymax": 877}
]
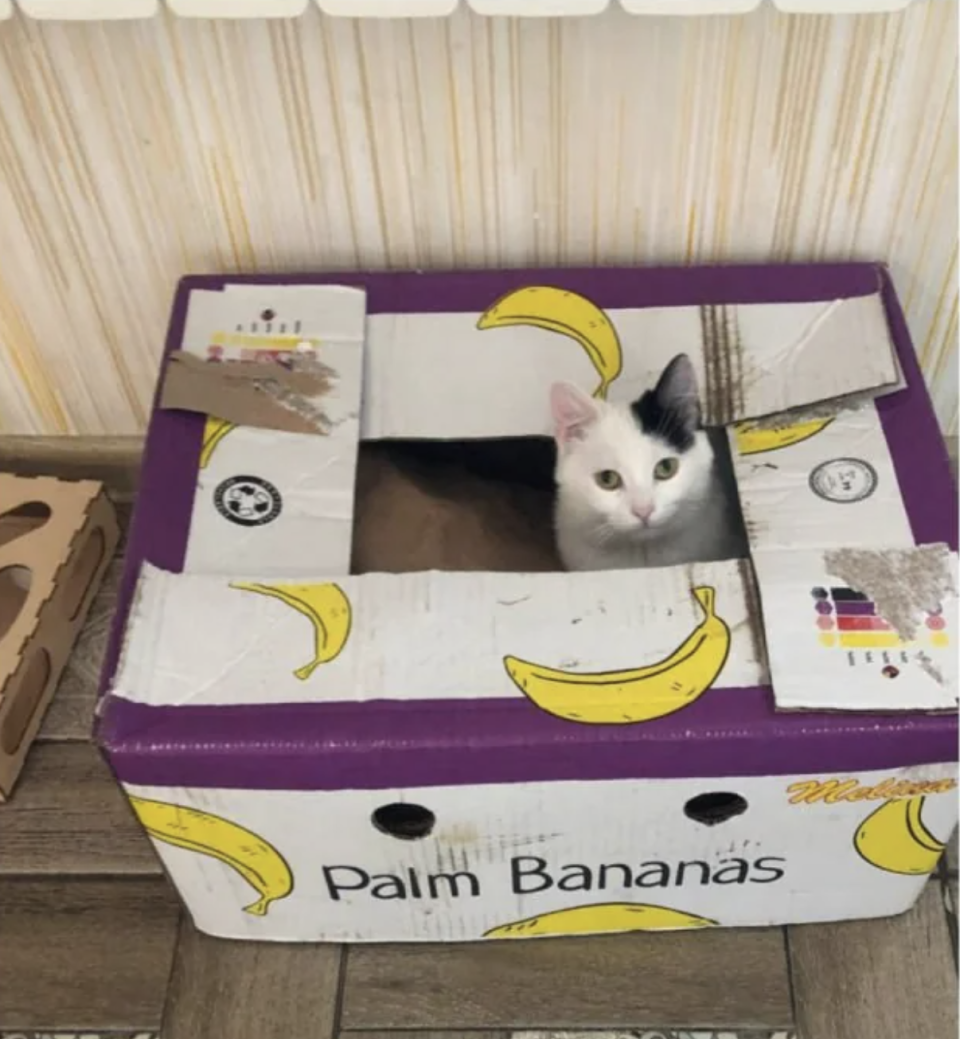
[
  {"xmin": 477, "ymin": 286, "xmax": 623, "ymax": 399},
  {"xmin": 231, "ymin": 581, "xmax": 352, "ymax": 680},
  {"xmin": 733, "ymin": 416, "xmax": 834, "ymax": 455},
  {"xmin": 485, "ymin": 902, "xmax": 716, "ymax": 939},
  {"xmin": 854, "ymin": 795, "xmax": 946, "ymax": 875},
  {"xmin": 504, "ymin": 585, "xmax": 730, "ymax": 724},
  {"xmin": 199, "ymin": 416, "xmax": 236, "ymax": 469},
  {"xmin": 128, "ymin": 796, "xmax": 293, "ymax": 917}
]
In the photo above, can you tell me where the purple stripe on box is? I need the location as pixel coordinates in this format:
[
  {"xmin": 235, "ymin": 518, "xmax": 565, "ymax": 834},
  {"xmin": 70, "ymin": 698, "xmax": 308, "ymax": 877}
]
[
  {"xmin": 97, "ymin": 263, "xmax": 959, "ymax": 792},
  {"xmin": 98, "ymin": 688, "xmax": 957, "ymax": 792}
]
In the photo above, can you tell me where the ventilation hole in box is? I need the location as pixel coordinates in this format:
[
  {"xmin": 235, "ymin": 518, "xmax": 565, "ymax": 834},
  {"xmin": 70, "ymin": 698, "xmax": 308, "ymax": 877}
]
[
  {"xmin": 61, "ymin": 527, "xmax": 106, "ymax": 621},
  {"xmin": 372, "ymin": 803, "xmax": 436, "ymax": 840},
  {"xmin": 684, "ymin": 791, "xmax": 748, "ymax": 827},
  {"xmin": 0, "ymin": 648, "xmax": 51, "ymax": 755},
  {"xmin": 0, "ymin": 501, "xmax": 51, "ymax": 549},
  {"xmin": 0, "ymin": 566, "xmax": 32, "ymax": 642}
]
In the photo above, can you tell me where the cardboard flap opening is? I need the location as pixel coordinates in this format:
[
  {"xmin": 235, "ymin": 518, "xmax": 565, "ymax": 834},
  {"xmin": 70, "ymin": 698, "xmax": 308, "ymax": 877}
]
[
  {"xmin": 62, "ymin": 526, "xmax": 106, "ymax": 621},
  {"xmin": 0, "ymin": 566, "xmax": 31, "ymax": 642},
  {"xmin": 0, "ymin": 502, "xmax": 52, "ymax": 549},
  {"xmin": 0, "ymin": 648, "xmax": 51, "ymax": 755}
]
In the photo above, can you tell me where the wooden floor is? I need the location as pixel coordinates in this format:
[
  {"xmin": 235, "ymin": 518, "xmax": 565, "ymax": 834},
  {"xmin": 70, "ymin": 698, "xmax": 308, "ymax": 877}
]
[{"xmin": 1, "ymin": 437, "xmax": 958, "ymax": 1039}]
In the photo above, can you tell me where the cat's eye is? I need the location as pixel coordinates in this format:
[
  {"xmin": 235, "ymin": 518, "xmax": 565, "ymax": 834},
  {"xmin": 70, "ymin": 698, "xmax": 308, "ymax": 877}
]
[
  {"xmin": 654, "ymin": 457, "xmax": 679, "ymax": 481},
  {"xmin": 595, "ymin": 469, "xmax": 623, "ymax": 491}
]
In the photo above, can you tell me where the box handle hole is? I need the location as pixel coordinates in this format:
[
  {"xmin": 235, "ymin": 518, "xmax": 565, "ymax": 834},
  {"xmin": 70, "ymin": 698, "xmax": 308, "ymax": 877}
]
[
  {"xmin": 684, "ymin": 791, "xmax": 748, "ymax": 827},
  {"xmin": 0, "ymin": 501, "xmax": 51, "ymax": 549},
  {"xmin": 372, "ymin": 803, "xmax": 436, "ymax": 840},
  {"xmin": 61, "ymin": 527, "xmax": 106, "ymax": 621},
  {"xmin": 0, "ymin": 566, "xmax": 32, "ymax": 643}
]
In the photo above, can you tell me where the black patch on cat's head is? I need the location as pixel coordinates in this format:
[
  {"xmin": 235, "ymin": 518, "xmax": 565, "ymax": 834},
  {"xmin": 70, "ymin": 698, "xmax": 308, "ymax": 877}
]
[{"xmin": 630, "ymin": 353, "xmax": 701, "ymax": 453}]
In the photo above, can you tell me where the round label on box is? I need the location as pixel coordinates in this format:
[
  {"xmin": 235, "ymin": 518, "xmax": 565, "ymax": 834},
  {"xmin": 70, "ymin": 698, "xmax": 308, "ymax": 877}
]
[
  {"xmin": 808, "ymin": 457, "xmax": 878, "ymax": 504},
  {"xmin": 214, "ymin": 475, "xmax": 282, "ymax": 526}
]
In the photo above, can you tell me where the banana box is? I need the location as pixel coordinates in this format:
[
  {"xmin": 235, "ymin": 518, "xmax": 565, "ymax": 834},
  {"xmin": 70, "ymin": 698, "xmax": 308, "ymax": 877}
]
[{"xmin": 97, "ymin": 263, "xmax": 958, "ymax": 943}]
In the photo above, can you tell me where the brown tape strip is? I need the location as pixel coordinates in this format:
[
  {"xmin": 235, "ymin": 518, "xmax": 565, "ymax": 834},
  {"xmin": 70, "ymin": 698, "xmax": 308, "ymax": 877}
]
[{"xmin": 160, "ymin": 351, "xmax": 334, "ymax": 436}]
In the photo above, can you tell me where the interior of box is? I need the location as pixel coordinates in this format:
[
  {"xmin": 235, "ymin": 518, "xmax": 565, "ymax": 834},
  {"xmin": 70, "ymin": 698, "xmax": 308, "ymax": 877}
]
[{"xmin": 349, "ymin": 432, "xmax": 749, "ymax": 575}]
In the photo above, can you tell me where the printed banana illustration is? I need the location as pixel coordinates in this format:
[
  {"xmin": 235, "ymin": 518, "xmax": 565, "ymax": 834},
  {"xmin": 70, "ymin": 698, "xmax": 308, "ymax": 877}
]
[
  {"xmin": 854, "ymin": 795, "xmax": 946, "ymax": 875},
  {"xmin": 231, "ymin": 581, "xmax": 352, "ymax": 680},
  {"xmin": 477, "ymin": 286, "xmax": 623, "ymax": 399},
  {"xmin": 128, "ymin": 795, "xmax": 293, "ymax": 917},
  {"xmin": 485, "ymin": 902, "xmax": 716, "ymax": 939},
  {"xmin": 733, "ymin": 416, "xmax": 834, "ymax": 456},
  {"xmin": 200, "ymin": 416, "xmax": 236, "ymax": 468},
  {"xmin": 503, "ymin": 585, "xmax": 730, "ymax": 724}
]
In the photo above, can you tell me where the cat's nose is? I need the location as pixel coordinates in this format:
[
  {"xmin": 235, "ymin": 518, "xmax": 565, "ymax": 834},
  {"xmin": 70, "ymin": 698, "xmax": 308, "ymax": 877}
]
[{"xmin": 631, "ymin": 502, "xmax": 655, "ymax": 522}]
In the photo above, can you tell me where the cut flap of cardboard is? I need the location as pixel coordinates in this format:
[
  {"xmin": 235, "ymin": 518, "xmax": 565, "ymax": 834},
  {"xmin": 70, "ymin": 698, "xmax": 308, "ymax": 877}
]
[
  {"xmin": 362, "ymin": 287, "xmax": 903, "ymax": 437},
  {"xmin": 159, "ymin": 285, "xmax": 367, "ymax": 440},
  {"xmin": 0, "ymin": 475, "xmax": 120, "ymax": 798},
  {"xmin": 111, "ymin": 279, "xmax": 957, "ymax": 720}
]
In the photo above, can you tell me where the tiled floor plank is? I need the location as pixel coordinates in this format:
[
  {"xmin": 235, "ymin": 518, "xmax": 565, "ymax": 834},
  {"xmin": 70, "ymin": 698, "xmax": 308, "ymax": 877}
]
[
  {"xmin": 0, "ymin": 741, "xmax": 161, "ymax": 875},
  {"xmin": 162, "ymin": 918, "xmax": 343, "ymax": 1039},
  {"xmin": 342, "ymin": 928, "xmax": 794, "ymax": 1030},
  {"xmin": 0, "ymin": 876, "xmax": 179, "ymax": 1031},
  {"xmin": 788, "ymin": 881, "xmax": 958, "ymax": 1039}
]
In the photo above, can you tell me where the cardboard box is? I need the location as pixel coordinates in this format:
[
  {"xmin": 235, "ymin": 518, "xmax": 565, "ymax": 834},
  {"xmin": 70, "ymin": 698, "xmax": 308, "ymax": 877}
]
[
  {"xmin": 1, "ymin": 474, "xmax": 119, "ymax": 799},
  {"xmin": 97, "ymin": 263, "xmax": 958, "ymax": 942}
]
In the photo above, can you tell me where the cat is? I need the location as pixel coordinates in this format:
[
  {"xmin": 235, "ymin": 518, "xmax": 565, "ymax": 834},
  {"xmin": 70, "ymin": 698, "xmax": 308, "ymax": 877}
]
[{"xmin": 551, "ymin": 353, "xmax": 745, "ymax": 571}]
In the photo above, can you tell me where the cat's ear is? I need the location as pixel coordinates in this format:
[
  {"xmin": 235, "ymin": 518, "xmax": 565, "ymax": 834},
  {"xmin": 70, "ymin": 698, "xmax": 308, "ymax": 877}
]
[
  {"xmin": 655, "ymin": 353, "xmax": 701, "ymax": 431},
  {"xmin": 550, "ymin": 381, "xmax": 599, "ymax": 446}
]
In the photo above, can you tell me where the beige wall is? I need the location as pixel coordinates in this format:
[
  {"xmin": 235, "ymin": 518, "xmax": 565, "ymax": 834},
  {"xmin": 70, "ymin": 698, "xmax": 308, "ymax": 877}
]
[{"xmin": 0, "ymin": 1, "xmax": 955, "ymax": 435}]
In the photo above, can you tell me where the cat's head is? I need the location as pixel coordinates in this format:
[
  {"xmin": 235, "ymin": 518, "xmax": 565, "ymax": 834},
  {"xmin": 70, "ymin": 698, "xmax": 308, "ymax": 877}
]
[{"xmin": 550, "ymin": 354, "xmax": 714, "ymax": 538}]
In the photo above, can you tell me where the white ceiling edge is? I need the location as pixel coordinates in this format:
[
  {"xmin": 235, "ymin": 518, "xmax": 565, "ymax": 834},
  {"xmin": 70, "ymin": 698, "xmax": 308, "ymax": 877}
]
[
  {"xmin": 6, "ymin": 0, "xmax": 925, "ymax": 19},
  {"xmin": 317, "ymin": 0, "xmax": 458, "ymax": 13},
  {"xmin": 167, "ymin": 0, "xmax": 307, "ymax": 16},
  {"xmin": 621, "ymin": 0, "xmax": 760, "ymax": 11},
  {"xmin": 467, "ymin": 0, "xmax": 609, "ymax": 13},
  {"xmin": 16, "ymin": 0, "xmax": 157, "ymax": 17}
]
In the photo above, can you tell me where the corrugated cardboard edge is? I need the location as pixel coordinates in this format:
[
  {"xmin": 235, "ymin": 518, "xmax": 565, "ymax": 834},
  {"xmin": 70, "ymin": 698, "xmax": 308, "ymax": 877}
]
[{"xmin": 0, "ymin": 475, "xmax": 120, "ymax": 799}]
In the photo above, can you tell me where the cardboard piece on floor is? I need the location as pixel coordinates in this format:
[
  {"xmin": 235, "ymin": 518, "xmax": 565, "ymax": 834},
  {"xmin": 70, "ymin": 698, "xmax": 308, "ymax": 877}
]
[{"xmin": 0, "ymin": 474, "xmax": 119, "ymax": 799}]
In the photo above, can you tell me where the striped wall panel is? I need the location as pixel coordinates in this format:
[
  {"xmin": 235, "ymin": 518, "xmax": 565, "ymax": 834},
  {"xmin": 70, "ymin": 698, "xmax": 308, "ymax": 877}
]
[{"xmin": 0, "ymin": 1, "xmax": 954, "ymax": 434}]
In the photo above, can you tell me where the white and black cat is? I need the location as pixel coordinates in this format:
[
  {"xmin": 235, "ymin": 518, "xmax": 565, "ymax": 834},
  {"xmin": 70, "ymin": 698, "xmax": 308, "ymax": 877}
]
[{"xmin": 551, "ymin": 353, "xmax": 744, "ymax": 571}]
